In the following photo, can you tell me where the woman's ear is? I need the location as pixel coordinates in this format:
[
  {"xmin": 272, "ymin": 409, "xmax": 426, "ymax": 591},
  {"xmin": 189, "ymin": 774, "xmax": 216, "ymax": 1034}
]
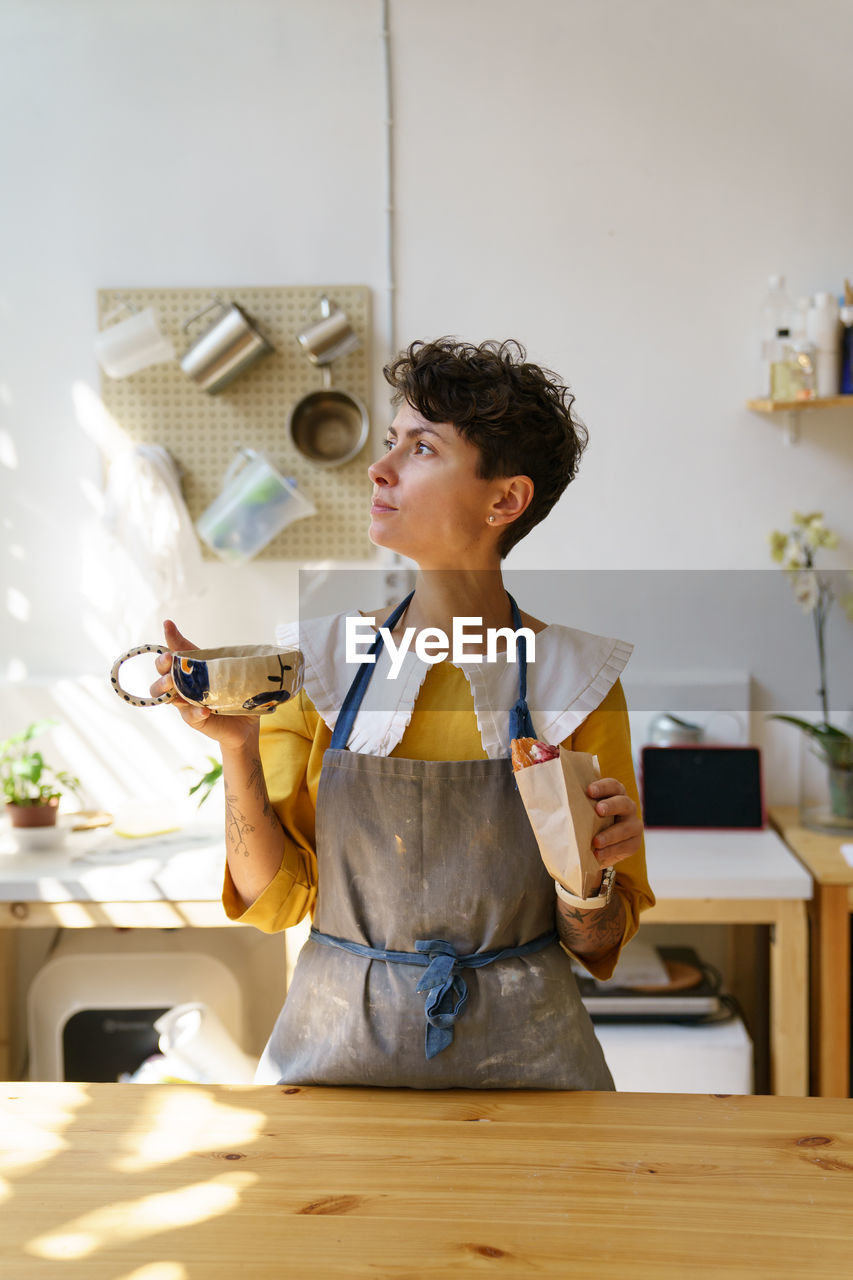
[{"xmin": 491, "ymin": 476, "xmax": 534, "ymax": 525}]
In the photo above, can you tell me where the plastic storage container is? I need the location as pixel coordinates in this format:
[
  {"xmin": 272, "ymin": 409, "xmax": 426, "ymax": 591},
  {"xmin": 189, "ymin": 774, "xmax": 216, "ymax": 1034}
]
[{"xmin": 196, "ymin": 449, "xmax": 316, "ymax": 563}]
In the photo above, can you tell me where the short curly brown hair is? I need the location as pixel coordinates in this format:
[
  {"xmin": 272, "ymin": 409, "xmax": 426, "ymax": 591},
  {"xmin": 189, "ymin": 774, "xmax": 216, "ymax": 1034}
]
[{"xmin": 383, "ymin": 338, "xmax": 588, "ymax": 557}]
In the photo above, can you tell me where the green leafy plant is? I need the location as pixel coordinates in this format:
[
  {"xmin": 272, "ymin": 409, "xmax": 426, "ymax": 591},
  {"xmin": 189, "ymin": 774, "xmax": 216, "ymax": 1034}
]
[
  {"xmin": 0, "ymin": 719, "xmax": 82, "ymax": 808},
  {"xmin": 768, "ymin": 512, "xmax": 853, "ymax": 805},
  {"xmin": 186, "ymin": 756, "xmax": 223, "ymax": 808}
]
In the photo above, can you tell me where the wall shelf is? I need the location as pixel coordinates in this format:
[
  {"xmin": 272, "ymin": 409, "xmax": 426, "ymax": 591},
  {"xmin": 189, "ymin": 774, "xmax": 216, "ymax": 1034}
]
[{"xmin": 746, "ymin": 394, "xmax": 853, "ymax": 445}]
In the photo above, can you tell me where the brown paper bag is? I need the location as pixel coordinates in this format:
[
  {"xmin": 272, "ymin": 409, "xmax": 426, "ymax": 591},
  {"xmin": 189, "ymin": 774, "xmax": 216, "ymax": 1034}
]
[{"xmin": 514, "ymin": 748, "xmax": 614, "ymax": 898}]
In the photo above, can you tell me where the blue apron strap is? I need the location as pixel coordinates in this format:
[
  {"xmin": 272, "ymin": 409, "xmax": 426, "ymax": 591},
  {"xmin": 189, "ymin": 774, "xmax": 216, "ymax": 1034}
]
[
  {"xmin": 309, "ymin": 926, "xmax": 558, "ymax": 1059},
  {"xmin": 506, "ymin": 592, "xmax": 537, "ymax": 742},
  {"xmin": 329, "ymin": 590, "xmax": 415, "ymax": 750}
]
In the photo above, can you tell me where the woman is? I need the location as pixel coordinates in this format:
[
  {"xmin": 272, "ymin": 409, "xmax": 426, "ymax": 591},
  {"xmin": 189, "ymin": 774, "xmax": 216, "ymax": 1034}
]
[{"xmin": 154, "ymin": 338, "xmax": 653, "ymax": 1089}]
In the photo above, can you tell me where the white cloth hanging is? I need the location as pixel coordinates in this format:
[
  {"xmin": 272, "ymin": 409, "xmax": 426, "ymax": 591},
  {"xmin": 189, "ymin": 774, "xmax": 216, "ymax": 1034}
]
[{"xmin": 89, "ymin": 444, "xmax": 204, "ymax": 640}]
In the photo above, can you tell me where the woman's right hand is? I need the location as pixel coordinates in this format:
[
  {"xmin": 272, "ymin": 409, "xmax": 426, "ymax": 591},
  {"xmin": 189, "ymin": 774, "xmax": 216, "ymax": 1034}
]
[{"xmin": 152, "ymin": 619, "xmax": 259, "ymax": 752}]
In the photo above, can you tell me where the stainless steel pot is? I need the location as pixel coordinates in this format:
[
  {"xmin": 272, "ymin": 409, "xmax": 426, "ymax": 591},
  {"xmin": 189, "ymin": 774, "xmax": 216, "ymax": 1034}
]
[{"xmin": 288, "ymin": 365, "xmax": 369, "ymax": 467}]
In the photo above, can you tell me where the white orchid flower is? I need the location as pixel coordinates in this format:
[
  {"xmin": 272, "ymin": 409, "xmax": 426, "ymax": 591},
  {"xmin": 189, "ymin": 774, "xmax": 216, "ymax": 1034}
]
[
  {"xmin": 791, "ymin": 569, "xmax": 819, "ymax": 614},
  {"xmin": 783, "ymin": 537, "xmax": 807, "ymax": 569}
]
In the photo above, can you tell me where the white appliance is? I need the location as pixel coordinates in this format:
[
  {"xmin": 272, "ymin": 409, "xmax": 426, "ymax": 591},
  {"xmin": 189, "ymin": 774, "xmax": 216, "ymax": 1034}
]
[
  {"xmin": 595, "ymin": 1017, "xmax": 754, "ymax": 1094},
  {"xmin": 28, "ymin": 947, "xmax": 246, "ymax": 1082}
]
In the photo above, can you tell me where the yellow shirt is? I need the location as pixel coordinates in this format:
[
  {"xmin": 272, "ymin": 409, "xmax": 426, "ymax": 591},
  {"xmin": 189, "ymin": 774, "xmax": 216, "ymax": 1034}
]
[{"xmin": 223, "ymin": 666, "xmax": 654, "ymax": 981}]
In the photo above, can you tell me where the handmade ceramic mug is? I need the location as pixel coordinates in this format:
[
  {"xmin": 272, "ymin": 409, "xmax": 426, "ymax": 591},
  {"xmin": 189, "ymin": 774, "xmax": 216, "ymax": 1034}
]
[{"xmin": 110, "ymin": 644, "xmax": 303, "ymax": 715}]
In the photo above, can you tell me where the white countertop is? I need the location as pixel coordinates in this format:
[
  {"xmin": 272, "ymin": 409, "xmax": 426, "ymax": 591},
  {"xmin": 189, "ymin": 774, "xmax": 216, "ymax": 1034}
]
[
  {"xmin": 0, "ymin": 820, "xmax": 812, "ymax": 905},
  {"xmin": 0, "ymin": 824, "xmax": 225, "ymax": 903},
  {"xmin": 643, "ymin": 826, "xmax": 812, "ymax": 899}
]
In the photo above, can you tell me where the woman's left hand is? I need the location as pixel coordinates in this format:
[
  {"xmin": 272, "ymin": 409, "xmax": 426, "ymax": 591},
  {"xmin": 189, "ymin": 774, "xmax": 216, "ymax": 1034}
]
[{"xmin": 586, "ymin": 778, "xmax": 643, "ymax": 868}]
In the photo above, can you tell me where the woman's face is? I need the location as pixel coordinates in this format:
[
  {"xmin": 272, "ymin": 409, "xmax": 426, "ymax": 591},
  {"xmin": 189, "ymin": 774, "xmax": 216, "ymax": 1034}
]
[{"xmin": 367, "ymin": 401, "xmax": 500, "ymax": 567}]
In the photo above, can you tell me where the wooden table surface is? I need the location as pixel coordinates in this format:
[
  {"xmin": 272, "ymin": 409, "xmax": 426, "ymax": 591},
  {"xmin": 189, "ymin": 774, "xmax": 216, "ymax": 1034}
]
[{"xmin": 2, "ymin": 1084, "xmax": 852, "ymax": 1278}]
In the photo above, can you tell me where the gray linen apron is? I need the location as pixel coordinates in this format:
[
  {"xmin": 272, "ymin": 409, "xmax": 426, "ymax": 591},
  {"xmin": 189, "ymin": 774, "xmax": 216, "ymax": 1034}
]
[{"xmin": 255, "ymin": 594, "xmax": 614, "ymax": 1091}]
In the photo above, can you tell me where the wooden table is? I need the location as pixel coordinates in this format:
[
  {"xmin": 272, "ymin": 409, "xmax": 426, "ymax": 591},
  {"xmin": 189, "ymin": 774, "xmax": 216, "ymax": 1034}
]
[
  {"xmin": 2, "ymin": 1084, "xmax": 852, "ymax": 1278},
  {"xmin": 642, "ymin": 827, "xmax": 812, "ymax": 1097},
  {"xmin": 769, "ymin": 805, "xmax": 853, "ymax": 1098}
]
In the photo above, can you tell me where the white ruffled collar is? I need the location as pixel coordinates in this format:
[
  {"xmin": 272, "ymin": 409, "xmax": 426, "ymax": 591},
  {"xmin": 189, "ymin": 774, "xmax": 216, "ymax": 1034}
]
[{"xmin": 275, "ymin": 611, "xmax": 632, "ymax": 759}]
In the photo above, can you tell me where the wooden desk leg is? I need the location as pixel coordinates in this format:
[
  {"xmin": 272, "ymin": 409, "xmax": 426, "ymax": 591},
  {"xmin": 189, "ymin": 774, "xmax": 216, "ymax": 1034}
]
[
  {"xmin": 0, "ymin": 930, "xmax": 13, "ymax": 1080},
  {"xmin": 770, "ymin": 900, "xmax": 808, "ymax": 1097},
  {"xmin": 814, "ymin": 884, "xmax": 850, "ymax": 1098}
]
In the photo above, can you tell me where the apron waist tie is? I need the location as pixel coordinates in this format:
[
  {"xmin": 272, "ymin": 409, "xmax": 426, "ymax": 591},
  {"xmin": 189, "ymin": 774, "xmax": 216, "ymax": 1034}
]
[{"xmin": 309, "ymin": 927, "xmax": 558, "ymax": 1060}]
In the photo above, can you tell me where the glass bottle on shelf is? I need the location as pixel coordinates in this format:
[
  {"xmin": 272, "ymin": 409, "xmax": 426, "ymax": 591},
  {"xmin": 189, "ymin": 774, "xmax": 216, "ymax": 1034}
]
[{"xmin": 760, "ymin": 274, "xmax": 793, "ymax": 397}]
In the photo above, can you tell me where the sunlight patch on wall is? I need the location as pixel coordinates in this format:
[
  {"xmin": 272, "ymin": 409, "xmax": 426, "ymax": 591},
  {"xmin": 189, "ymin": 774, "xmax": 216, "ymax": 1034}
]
[
  {"xmin": 79, "ymin": 474, "xmax": 105, "ymax": 516},
  {"xmin": 5, "ymin": 657, "xmax": 28, "ymax": 681},
  {"xmin": 50, "ymin": 675, "xmax": 228, "ymax": 812},
  {"xmin": 0, "ymin": 428, "xmax": 17, "ymax": 469},
  {"xmin": 71, "ymin": 380, "xmax": 130, "ymax": 461},
  {"xmin": 6, "ymin": 586, "xmax": 30, "ymax": 622}
]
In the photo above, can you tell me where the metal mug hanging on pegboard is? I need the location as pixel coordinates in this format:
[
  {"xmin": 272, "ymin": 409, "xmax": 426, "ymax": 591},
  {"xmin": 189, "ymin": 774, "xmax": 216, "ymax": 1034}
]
[
  {"xmin": 296, "ymin": 295, "xmax": 360, "ymax": 365},
  {"xmin": 289, "ymin": 295, "xmax": 369, "ymax": 467},
  {"xmin": 180, "ymin": 296, "xmax": 274, "ymax": 394}
]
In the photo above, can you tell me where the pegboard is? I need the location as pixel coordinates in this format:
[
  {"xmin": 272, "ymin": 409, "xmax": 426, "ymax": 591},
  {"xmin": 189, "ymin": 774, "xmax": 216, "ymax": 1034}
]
[{"xmin": 97, "ymin": 284, "xmax": 374, "ymax": 561}]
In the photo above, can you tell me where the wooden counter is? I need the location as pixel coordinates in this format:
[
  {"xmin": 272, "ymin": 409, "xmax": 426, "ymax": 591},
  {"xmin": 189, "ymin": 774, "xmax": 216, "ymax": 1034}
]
[
  {"xmin": 2, "ymin": 1084, "xmax": 852, "ymax": 1277},
  {"xmin": 769, "ymin": 805, "xmax": 853, "ymax": 1097}
]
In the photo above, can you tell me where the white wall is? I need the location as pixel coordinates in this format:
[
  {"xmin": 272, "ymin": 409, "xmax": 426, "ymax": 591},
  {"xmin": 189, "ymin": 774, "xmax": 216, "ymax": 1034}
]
[
  {"xmin": 2, "ymin": 0, "xmax": 852, "ymax": 799},
  {"xmin": 0, "ymin": 0, "xmax": 389, "ymax": 679},
  {"xmin": 392, "ymin": 0, "xmax": 853, "ymax": 572}
]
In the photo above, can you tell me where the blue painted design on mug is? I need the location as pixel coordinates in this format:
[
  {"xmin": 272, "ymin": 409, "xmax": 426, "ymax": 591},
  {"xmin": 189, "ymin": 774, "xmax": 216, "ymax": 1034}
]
[{"xmin": 174, "ymin": 657, "xmax": 211, "ymax": 705}]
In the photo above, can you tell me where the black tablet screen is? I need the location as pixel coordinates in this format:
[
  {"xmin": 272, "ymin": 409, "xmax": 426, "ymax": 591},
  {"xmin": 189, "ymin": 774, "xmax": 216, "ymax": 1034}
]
[{"xmin": 640, "ymin": 746, "xmax": 763, "ymax": 829}]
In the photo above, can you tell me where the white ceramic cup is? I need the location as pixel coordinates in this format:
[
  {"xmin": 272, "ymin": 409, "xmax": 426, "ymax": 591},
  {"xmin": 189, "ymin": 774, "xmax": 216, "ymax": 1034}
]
[{"xmin": 95, "ymin": 305, "xmax": 175, "ymax": 378}]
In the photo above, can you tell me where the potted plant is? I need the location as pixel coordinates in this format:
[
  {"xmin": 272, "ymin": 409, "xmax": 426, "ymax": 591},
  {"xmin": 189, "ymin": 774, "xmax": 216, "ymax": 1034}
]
[
  {"xmin": 768, "ymin": 511, "xmax": 853, "ymax": 830},
  {"xmin": 186, "ymin": 755, "xmax": 223, "ymax": 809},
  {"xmin": 1, "ymin": 719, "xmax": 82, "ymax": 829}
]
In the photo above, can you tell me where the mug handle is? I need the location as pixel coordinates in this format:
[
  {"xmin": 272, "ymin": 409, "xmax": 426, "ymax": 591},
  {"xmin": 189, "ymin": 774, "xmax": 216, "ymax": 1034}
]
[
  {"xmin": 101, "ymin": 296, "xmax": 138, "ymax": 325},
  {"xmin": 182, "ymin": 296, "xmax": 228, "ymax": 333},
  {"xmin": 111, "ymin": 644, "xmax": 174, "ymax": 707}
]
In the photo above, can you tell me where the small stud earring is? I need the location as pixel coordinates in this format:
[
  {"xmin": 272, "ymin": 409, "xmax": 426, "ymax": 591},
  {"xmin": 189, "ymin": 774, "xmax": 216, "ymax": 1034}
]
[{"xmin": 488, "ymin": 515, "xmax": 495, "ymax": 524}]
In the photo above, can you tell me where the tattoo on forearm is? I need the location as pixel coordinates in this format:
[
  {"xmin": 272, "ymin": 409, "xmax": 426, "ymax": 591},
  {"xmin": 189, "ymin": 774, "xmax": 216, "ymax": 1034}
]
[
  {"xmin": 225, "ymin": 791, "xmax": 256, "ymax": 858},
  {"xmin": 246, "ymin": 754, "xmax": 282, "ymax": 834},
  {"xmin": 556, "ymin": 891, "xmax": 626, "ymax": 960}
]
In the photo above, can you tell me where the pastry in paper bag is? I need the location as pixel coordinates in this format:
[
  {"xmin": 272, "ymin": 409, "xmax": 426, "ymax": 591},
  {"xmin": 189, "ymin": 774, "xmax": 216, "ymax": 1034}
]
[{"xmin": 512, "ymin": 738, "xmax": 614, "ymax": 898}]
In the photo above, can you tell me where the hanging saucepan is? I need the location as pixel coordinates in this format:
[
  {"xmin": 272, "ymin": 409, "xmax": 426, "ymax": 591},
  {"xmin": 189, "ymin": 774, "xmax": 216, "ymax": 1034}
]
[{"xmin": 288, "ymin": 365, "xmax": 369, "ymax": 468}]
